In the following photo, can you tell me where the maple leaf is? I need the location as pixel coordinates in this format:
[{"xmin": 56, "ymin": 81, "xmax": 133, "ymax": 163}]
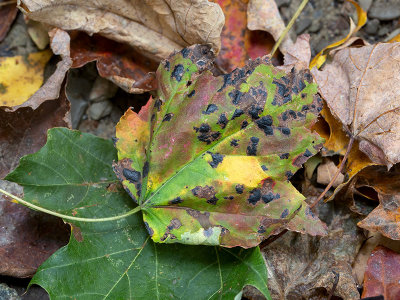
[
  {"xmin": 113, "ymin": 44, "xmax": 327, "ymax": 248},
  {"xmin": 312, "ymin": 43, "xmax": 400, "ymax": 169},
  {"xmin": 362, "ymin": 246, "xmax": 400, "ymax": 300}
]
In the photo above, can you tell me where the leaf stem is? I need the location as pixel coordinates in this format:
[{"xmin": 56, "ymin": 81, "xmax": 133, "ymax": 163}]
[
  {"xmin": 310, "ymin": 136, "xmax": 355, "ymax": 209},
  {"xmin": 271, "ymin": 0, "xmax": 309, "ymax": 56},
  {"xmin": 0, "ymin": 188, "xmax": 141, "ymax": 222}
]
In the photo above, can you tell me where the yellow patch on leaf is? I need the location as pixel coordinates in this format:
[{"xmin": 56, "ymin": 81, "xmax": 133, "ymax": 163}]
[{"xmin": 0, "ymin": 50, "xmax": 52, "ymax": 107}]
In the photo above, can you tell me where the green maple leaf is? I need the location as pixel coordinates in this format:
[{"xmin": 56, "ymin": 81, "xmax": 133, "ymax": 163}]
[
  {"xmin": 6, "ymin": 128, "xmax": 271, "ymax": 299},
  {"xmin": 114, "ymin": 45, "xmax": 327, "ymax": 248}
]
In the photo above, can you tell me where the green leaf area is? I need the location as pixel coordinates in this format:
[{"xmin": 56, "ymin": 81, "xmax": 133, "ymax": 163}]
[
  {"xmin": 5, "ymin": 128, "xmax": 270, "ymax": 300},
  {"xmin": 114, "ymin": 45, "xmax": 327, "ymax": 248}
]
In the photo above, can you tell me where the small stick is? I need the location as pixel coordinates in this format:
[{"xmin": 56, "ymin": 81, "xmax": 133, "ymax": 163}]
[
  {"xmin": 310, "ymin": 137, "xmax": 355, "ymax": 209},
  {"xmin": 271, "ymin": 0, "xmax": 309, "ymax": 56}
]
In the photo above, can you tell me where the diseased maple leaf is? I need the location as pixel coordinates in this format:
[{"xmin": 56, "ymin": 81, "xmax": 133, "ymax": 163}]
[
  {"xmin": 113, "ymin": 44, "xmax": 327, "ymax": 248},
  {"xmin": 362, "ymin": 246, "xmax": 400, "ymax": 300},
  {"xmin": 312, "ymin": 42, "xmax": 400, "ymax": 169}
]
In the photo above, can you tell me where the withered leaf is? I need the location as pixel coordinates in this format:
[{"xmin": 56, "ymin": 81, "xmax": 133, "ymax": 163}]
[
  {"xmin": 19, "ymin": 0, "xmax": 225, "ymax": 62},
  {"xmin": 312, "ymin": 43, "xmax": 400, "ymax": 169}
]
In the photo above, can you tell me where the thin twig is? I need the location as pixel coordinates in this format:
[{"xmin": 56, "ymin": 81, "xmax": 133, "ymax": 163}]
[
  {"xmin": 328, "ymin": 271, "xmax": 339, "ymax": 300},
  {"xmin": 259, "ymin": 229, "xmax": 288, "ymax": 250},
  {"xmin": 310, "ymin": 137, "xmax": 355, "ymax": 209},
  {"xmin": 271, "ymin": 0, "xmax": 309, "ymax": 56}
]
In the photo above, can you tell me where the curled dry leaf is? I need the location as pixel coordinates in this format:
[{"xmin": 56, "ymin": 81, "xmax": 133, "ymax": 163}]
[
  {"xmin": 114, "ymin": 44, "xmax": 327, "ymax": 248},
  {"xmin": 312, "ymin": 43, "xmax": 400, "ymax": 169},
  {"xmin": 357, "ymin": 165, "xmax": 400, "ymax": 240},
  {"xmin": 261, "ymin": 201, "xmax": 364, "ymax": 300},
  {"xmin": 69, "ymin": 31, "xmax": 158, "ymax": 93},
  {"xmin": 19, "ymin": 0, "xmax": 224, "ymax": 62},
  {"xmin": 247, "ymin": 0, "xmax": 293, "ymax": 54},
  {"xmin": 362, "ymin": 246, "xmax": 400, "ymax": 300},
  {"xmin": 317, "ymin": 159, "xmax": 344, "ymax": 188}
]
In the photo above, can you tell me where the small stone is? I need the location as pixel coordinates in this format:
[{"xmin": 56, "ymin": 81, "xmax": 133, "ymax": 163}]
[
  {"xmin": 295, "ymin": 18, "xmax": 312, "ymax": 35},
  {"xmin": 70, "ymin": 98, "xmax": 88, "ymax": 129},
  {"xmin": 275, "ymin": 0, "xmax": 290, "ymax": 7},
  {"xmin": 87, "ymin": 100, "xmax": 113, "ymax": 121},
  {"xmin": 359, "ymin": 0, "xmax": 373, "ymax": 12},
  {"xmin": 89, "ymin": 77, "xmax": 118, "ymax": 103},
  {"xmin": 378, "ymin": 26, "xmax": 390, "ymax": 37},
  {"xmin": 369, "ymin": 0, "xmax": 400, "ymax": 21},
  {"xmin": 0, "ymin": 283, "xmax": 20, "ymax": 300},
  {"xmin": 364, "ymin": 19, "xmax": 380, "ymax": 35},
  {"xmin": 308, "ymin": 20, "xmax": 321, "ymax": 33}
]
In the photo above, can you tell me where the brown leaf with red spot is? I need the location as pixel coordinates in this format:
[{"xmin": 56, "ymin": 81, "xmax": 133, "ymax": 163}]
[
  {"xmin": 0, "ymin": 1, "xmax": 18, "ymax": 42},
  {"xmin": 70, "ymin": 31, "xmax": 158, "ymax": 93},
  {"xmin": 362, "ymin": 246, "xmax": 400, "ymax": 300}
]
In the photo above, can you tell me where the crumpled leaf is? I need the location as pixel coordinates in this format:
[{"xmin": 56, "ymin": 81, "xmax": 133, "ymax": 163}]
[
  {"xmin": 362, "ymin": 246, "xmax": 400, "ymax": 300},
  {"xmin": 261, "ymin": 200, "xmax": 364, "ymax": 300},
  {"xmin": 309, "ymin": 0, "xmax": 367, "ymax": 69},
  {"xmin": 114, "ymin": 44, "xmax": 327, "ymax": 248},
  {"xmin": 69, "ymin": 31, "xmax": 158, "ymax": 93},
  {"xmin": 0, "ymin": 1, "xmax": 18, "ymax": 42},
  {"xmin": 312, "ymin": 43, "xmax": 400, "ymax": 169},
  {"xmin": 212, "ymin": 0, "xmax": 274, "ymax": 73},
  {"xmin": 247, "ymin": 0, "xmax": 293, "ymax": 54},
  {"xmin": 19, "ymin": 0, "xmax": 225, "ymax": 61},
  {"xmin": 6, "ymin": 128, "xmax": 271, "ymax": 299},
  {"xmin": 0, "ymin": 50, "xmax": 52, "ymax": 107},
  {"xmin": 357, "ymin": 165, "xmax": 400, "ymax": 240}
]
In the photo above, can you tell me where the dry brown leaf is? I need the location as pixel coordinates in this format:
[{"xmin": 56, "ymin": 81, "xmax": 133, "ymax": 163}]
[
  {"xmin": 317, "ymin": 160, "xmax": 345, "ymax": 188},
  {"xmin": 312, "ymin": 43, "xmax": 400, "ymax": 169},
  {"xmin": 19, "ymin": 0, "xmax": 225, "ymax": 61},
  {"xmin": 261, "ymin": 201, "xmax": 364, "ymax": 300},
  {"xmin": 247, "ymin": 0, "xmax": 293, "ymax": 54}
]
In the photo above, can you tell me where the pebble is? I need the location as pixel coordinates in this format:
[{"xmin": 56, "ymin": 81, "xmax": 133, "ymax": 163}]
[
  {"xmin": 87, "ymin": 100, "xmax": 113, "ymax": 121},
  {"xmin": 364, "ymin": 19, "xmax": 380, "ymax": 35},
  {"xmin": 295, "ymin": 18, "xmax": 312, "ymax": 35},
  {"xmin": 359, "ymin": 0, "xmax": 373, "ymax": 12},
  {"xmin": 369, "ymin": 0, "xmax": 400, "ymax": 21},
  {"xmin": 0, "ymin": 283, "xmax": 20, "ymax": 300},
  {"xmin": 89, "ymin": 77, "xmax": 118, "ymax": 103}
]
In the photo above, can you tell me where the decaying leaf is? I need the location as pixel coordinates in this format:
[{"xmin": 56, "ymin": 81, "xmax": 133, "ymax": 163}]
[
  {"xmin": 6, "ymin": 128, "xmax": 271, "ymax": 299},
  {"xmin": 247, "ymin": 0, "xmax": 293, "ymax": 54},
  {"xmin": 211, "ymin": 0, "xmax": 274, "ymax": 73},
  {"xmin": 114, "ymin": 44, "xmax": 327, "ymax": 248},
  {"xmin": 357, "ymin": 165, "xmax": 400, "ymax": 240},
  {"xmin": 362, "ymin": 246, "xmax": 400, "ymax": 300},
  {"xmin": 69, "ymin": 31, "xmax": 158, "ymax": 93},
  {"xmin": 312, "ymin": 43, "xmax": 400, "ymax": 169},
  {"xmin": 19, "ymin": 0, "xmax": 225, "ymax": 62},
  {"xmin": 317, "ymin": 159, "xmax": 344, "ymax": 188},
  {"xmin": 0, "ymin": 50, "xmax": 52, "ymax": 107},
  {"xmin": 261, "ymin": 200, "xmax": 364, "ymax": 300},
  {"xmin": 0, "ymin": 1, "xmax": 18, "ymax": 42}
]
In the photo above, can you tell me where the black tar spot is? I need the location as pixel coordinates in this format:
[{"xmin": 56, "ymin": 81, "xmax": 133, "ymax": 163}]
[
  {"xmin": 154, "ymin": 99, "xmax": 163, "ymax": 111},
  {"xmin": 261, "ymin": 165, "xmax": 268, "ymax": 172},
  {"xmin": 164, "ymin": 61, "xmax": 170, "ymax": 71},
  {"xmin": 181, "ymin": 48, "xmax": 190, "ymax": 58},
  {"xmin": 286, "ymin": 171, "xmax": 293, "ymax": 180},
  {"xmin": 162, "ymin": 113, "xmax": 174, "ymax": 122},
  {"xmin": 304, "ymin": 149, "xmax": 313, "ymax": 157},
  {"xmin": 279, "ymin": 153, "xmax": 289, "ymax": 159},
  {"xmin": 231, "ymin": 108, "xmax": 244, "ymax": 120},
  {"xmin": 247, "ymin": 137, "xmax": 259, "ymax": 156},
  {"xmin": 280, "ymin": 208, "xmax": 289, "ymax": 218},
  {"xmin": 202, "ymin": 104, "xmax": 218, "ymax": 115},
  {"xmin": 257, "ymin": 225, "xmax": 266, "ymax": 234},
  {"xmin": 262, "ymin": 193, "xmax": 275, "ymax": 204},
  {"xmin": 241, "ymin": 120, "xmax": 249, "ymax": 129},
  {"xmin": 171, "ymin": 64, "xmax": 185, "ymax": 82},
  {"xmin": 208, "ymin": 152, "xmax": 224, "ymax": 168},
  {"xmin": 230, "ymin": 139, "xmax": 239, "ymax": 147},
  {"xmin": 123, "ymin": 169, "xmax": 141, "ymax": 183},
  {"xmin": 248, "ymin": 105, "xmax": 262, "ymax": 120},
  {"xmin": 217, "ymin": 113, "xmax": 228, "ymax": 129},
  {"xmin": 188, "ymin": 90, "xmax": 195, "ymax": 98},
  {"xmin": 256, "ymin": 115, "xmax": 273, "ymax": 136},
  {"xmin": 235, "ymin": 184, "xmax": 244, "ymax": 194},
  {"xmin": 301, "ymin": 105, "xmax": 309, "ymax": 111},
  {"xmin": 169, "ymin": 197, "xmax": 183, "ymax": 205},
  {"xmin": 144, "ymin": 222, "xmax": 154, "ymax": 236},
  {"xmin": 142, "ymin": 161, "xmax": 149, "ymax": 178},
  {"xmin": 229, "ymin": 90, "xmax": 243, "ymax": 105},
  {"xmin": 248, "ymin": 188, "xmax": 261, "ymax": 205}
]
